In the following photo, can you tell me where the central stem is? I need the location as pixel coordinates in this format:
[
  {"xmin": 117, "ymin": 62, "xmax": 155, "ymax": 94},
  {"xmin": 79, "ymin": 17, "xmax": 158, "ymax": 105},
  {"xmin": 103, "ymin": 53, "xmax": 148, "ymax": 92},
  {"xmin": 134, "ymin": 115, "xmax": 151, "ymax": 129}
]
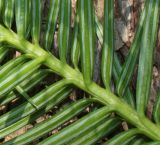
[{"xmin": 3, "ymin": 27, "xmax": 160, "ymax": 141}]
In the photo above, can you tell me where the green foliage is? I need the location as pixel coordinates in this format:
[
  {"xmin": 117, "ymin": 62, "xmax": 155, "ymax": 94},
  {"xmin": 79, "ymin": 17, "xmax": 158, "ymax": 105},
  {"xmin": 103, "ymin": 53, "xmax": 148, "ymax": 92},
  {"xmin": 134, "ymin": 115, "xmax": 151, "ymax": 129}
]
[{"xmin": 0, "ymin": 0, "xmax": 160, "ymax": 144}]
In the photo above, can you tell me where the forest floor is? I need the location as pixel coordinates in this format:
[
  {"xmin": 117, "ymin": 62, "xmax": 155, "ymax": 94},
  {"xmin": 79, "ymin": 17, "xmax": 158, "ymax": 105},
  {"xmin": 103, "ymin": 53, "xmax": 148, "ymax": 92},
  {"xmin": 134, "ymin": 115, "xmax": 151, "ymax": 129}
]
[{"xmin": 94, "ymin": 0, "xmax": 160, "ymax": 119}]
